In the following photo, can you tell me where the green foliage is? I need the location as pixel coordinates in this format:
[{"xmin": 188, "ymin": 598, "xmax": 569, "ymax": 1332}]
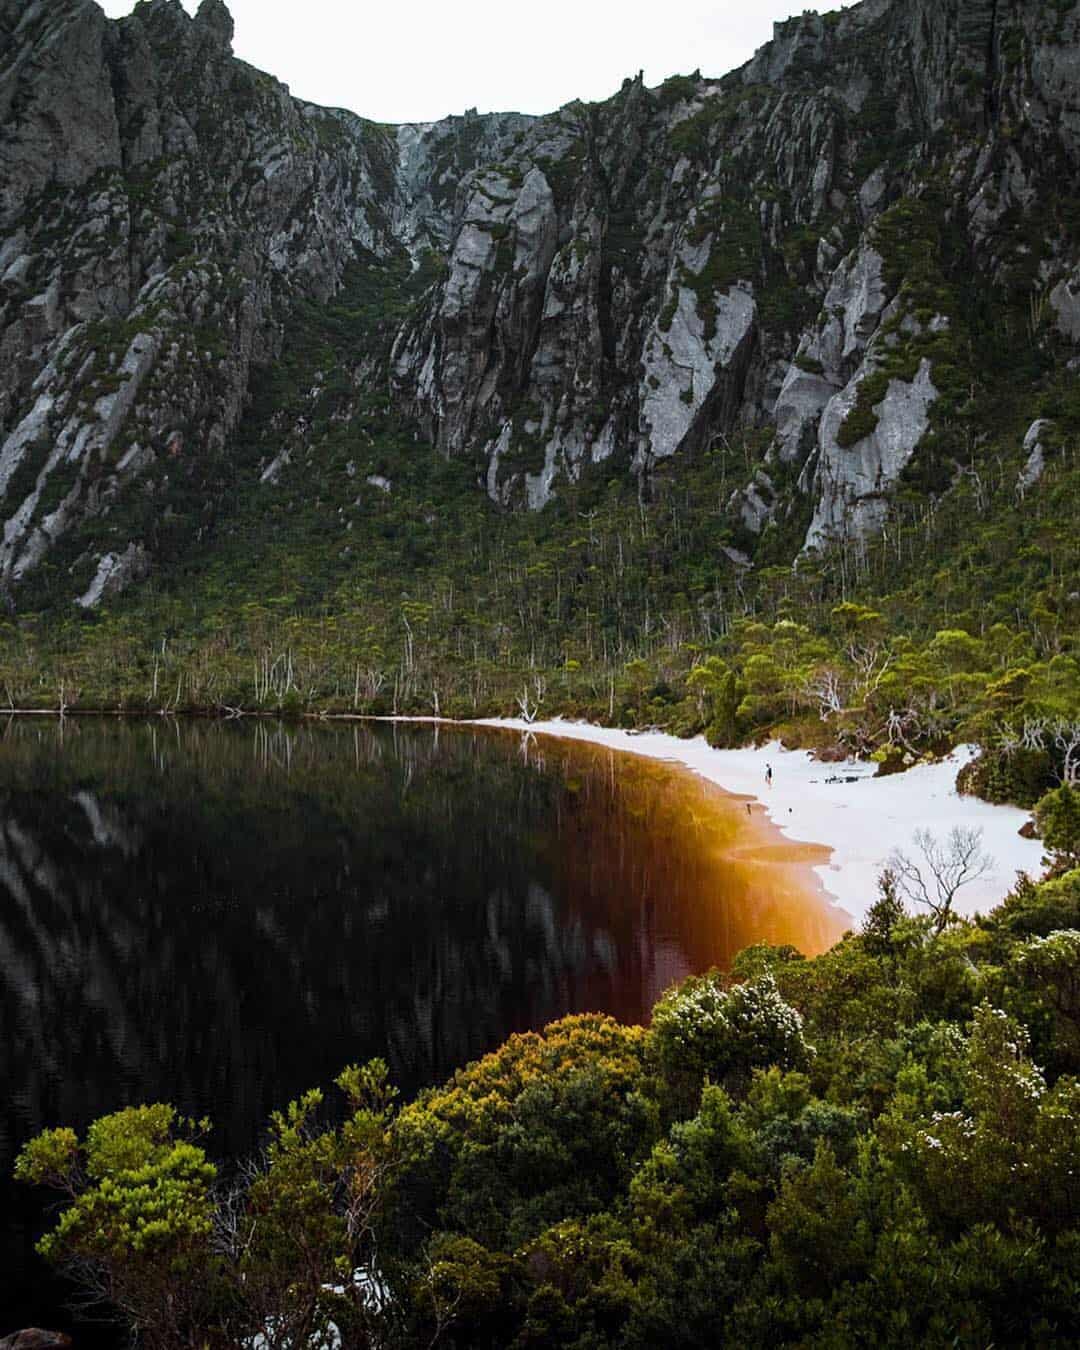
[
  {"xmin": 767, "ymin": 1139, "xmax": 867, "ymax": 1296},
  {"xmin": 651, "ymin": 972, "xmax": 811, "ymax": 1106},
  {"xmin": 17, "ymin": 861, "xmax": 1080, "ymax": 1348},
  {"xmin": 960, "ymin": 746, "xmax": 1058, "ymax": 807},
  {"xmin": 835, "ymin": 371, "xmax": 888, "ymax": 448},
  {"xmin": 15, "ymin": 1105, "xmax": 218, "ymax": 1346},
  {"xmin": 16, "ymin": 1067, "xmax": 398, "ymax": 1348},
  {"xmin": 860, "ymin": 870, "xmax": 907, "ymax": 957},
  {"xmin": 1008, "ymin": 930, "xmax": 1080, "ymax": 1073},
  {"xmin": 390, "ymin": 1015, "xmax": 657, "ymax": 1253},
  {"xmin": 1037, "ymin": 784, "xmax": 1080, "ymax": 873},
  {"xmin": 987, "ymin": 868, "xmax": 1080, "ymax": 940}
]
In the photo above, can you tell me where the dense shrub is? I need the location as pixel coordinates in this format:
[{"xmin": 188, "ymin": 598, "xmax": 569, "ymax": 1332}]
[
  {"xmin": 651, "ymin": 971, "xmax": 811, "ymax": 1107},
  {"xmin": 18, "ymin": 870, "xmax": 1080, "ymax": 1348}
]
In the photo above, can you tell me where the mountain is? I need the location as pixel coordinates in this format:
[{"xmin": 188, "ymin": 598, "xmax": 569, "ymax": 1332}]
[
  {"xmin": 0, "ymin": 0, "xmax": 1077, "ymax": 772},
  {"xmin": 0, "ymin": 0, "xmax": 1076, "ymax": 601}
]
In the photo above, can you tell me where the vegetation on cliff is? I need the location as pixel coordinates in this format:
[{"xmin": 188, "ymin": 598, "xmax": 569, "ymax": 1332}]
[{"xmin": 2, "ymin": 238, "xmax": 1077, "ymax": 807}]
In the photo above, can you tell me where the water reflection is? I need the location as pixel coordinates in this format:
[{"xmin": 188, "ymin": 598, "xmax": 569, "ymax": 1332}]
[{"xmin": 0, "ymin": 717, "xmax": 844, "ymax": 1336}]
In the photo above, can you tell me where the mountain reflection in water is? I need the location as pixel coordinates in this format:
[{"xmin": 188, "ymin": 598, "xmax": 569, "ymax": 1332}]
[{"xmin": 0, "ymin": 717, "xmax": 844, "ymax": 1338}]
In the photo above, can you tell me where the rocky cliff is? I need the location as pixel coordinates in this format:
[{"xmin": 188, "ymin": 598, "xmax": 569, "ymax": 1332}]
[{"xmin": 2, "ymin": 0, "xmax": 1079, "ymax": 607}]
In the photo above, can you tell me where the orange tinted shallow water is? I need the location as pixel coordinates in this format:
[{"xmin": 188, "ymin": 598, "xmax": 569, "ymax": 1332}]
[{"xmin": 479, "ymin": 729, "xmax": 850, "ymax": 1024}]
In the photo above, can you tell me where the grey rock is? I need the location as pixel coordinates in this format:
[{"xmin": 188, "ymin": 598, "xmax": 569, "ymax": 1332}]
[
  {"xmin": 805, "ymin": 358, "xmax": 938, "ymax": 551},
  {"xmin": 1017, "ymin": 419, "xmax": 1054, "ymax": 496},
  {"xmin": 76, "ymin": 542, "xmax": 150, "ymax": 609},
  {"xmin": 858, "ymin": 167, "xmax": 888, "ymax": 216},
  {"xmin": 638, "ymin": 280, "xmax": 757, "ymax": 467},
  {"xmin": 770, "ymin": 247, "xmax": 887, "ymax": 467},
  {"xmin": 1051, "ymin": 266, "xmax": 1080, "ymax": 343},
  {"xmin": 730, "ymin": 470, "xmax": 776, "ymax": 536},
  {"xmin": 0, "ymin": 0, "xmax": 121, "ymax": 228}
]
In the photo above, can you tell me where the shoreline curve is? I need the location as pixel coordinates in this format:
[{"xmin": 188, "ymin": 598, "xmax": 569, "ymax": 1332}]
[{"xmin": 469, "ymin": 718, "xmax": 1044, "ymax": 921}]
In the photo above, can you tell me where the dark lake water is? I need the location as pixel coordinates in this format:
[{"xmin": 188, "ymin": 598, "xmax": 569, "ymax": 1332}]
[{"xmin": 0, "ymin": 717, "xmax": 843, "ymax": 1339}]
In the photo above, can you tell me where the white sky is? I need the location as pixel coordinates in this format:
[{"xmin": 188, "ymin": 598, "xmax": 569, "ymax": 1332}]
[{"xmin": 97, "ymin": 0, "xmax": 822, "ymax": 124}]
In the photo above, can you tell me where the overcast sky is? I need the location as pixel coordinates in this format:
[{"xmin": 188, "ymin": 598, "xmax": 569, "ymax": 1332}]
[{"xmin": 97, "ymin": 0, "xmax": 821, "ymax": 124}]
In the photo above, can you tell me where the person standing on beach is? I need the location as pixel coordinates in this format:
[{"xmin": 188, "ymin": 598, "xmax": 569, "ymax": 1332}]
[{"xmin": 765, "ymin": 763, "xmax": 773, "ymax": 787}]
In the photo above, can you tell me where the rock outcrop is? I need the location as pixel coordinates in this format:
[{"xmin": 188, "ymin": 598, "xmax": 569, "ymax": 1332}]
[
  {"xmin": 0, "ymin": 0, "xmax": 404, "ymax": 601},
  {"xmin": 805, "ymin": 357, "xmax": 938, "ymax": 549},
  {"xmin": 1016, "ymin": 418, "xmax": 1055, "ymax": 498}
]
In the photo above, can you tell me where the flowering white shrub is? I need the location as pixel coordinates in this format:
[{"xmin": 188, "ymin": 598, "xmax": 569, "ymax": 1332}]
[
  {"xmin": 1012, "ymin": 928, "xmax": 1080, "ymax": 993},
  {"xmin": 651, "ymin": 972, "xmax": 812, "ymax": 1091},
  {"xmin": 896, "ymin": 1003, "xmax": 1080, "ymax": 1231}
]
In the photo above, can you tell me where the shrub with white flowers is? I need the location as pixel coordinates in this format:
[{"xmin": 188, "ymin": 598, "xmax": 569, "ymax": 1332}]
[
  {"xmin": 897, "ymin": 1003, "xmax": 1080, "ymax": 1232},
  {"xmin": 651, "ymin": 971, "xmax": 812, "ymax": 1095},
  {"xmin": 1010, "ymin": 929, "xmax": 1080, "ymax": 1068}
]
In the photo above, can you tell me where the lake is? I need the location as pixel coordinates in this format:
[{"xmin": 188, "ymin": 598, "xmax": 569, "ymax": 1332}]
[{"xmin": 0, "ymin": 718, "xmax": 845, "ymax": 1338}]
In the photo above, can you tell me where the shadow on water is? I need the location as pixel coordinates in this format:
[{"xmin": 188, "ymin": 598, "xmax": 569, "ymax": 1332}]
[{"xmin": 0, "ymin": 717, "xmax": 845, "ymax": 1339}]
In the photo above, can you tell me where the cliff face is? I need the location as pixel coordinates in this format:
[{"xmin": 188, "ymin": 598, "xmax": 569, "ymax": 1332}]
[
  {"xmin": 390, "ymin": 0, "xmax": 1080, "ymax": 522},
  {"xmin": 2, "ymin": 0, "xmax": 1079, "ymax": 607},
  {"xmin": 0, "ymin": 0, "xmax": 405, "ymax": 602}
]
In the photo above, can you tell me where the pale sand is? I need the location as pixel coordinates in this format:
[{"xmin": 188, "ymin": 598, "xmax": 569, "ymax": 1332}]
[{"xmin": 473, "ymin": 719, "xmax": 1045, "ymax": 921}]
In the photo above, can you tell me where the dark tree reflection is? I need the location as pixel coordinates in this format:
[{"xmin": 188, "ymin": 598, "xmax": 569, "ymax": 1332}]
[{"xmin": 0, "ymin": 718, "xmax": 843, "ymax": 1338}]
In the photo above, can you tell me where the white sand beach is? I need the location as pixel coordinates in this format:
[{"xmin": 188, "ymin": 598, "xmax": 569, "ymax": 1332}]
[{"xmin": 474, "ymin": 718, "xmax": 1045, "ymax": 923}]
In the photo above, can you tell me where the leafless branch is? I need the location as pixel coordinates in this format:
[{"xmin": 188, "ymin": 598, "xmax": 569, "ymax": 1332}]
[{"xmin": 888, "ymin": 826, "xmax": 993, "ymax": 932}]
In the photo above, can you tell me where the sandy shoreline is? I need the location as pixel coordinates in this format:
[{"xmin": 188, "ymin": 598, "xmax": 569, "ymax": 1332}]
[
  {"xmin": 471, "ymin": 718, "xmax": 1044, "ymax": 920},
  {"xmin": 11, "ymin": 707, "xmax": 1040, "ymax": 925}
]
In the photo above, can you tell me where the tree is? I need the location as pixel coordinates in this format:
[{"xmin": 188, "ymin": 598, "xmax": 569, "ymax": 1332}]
[
  {"xmin": 687, "ymin": 656, "xmax": 742, "ymax": 744},
  {"xmin": 888, "ymin": 826, "xmax": 993, "ymax": 932},
  {"xmin": 1053, "ymin": 718, "xmax": 1080, "ymax": 786},
  {"xmin": 1035, "ymin": 783, "xmax": 1080, "ymax": 873},
  {"xmin": 651, "ymin": 972, "xmax": 812, "ymax": 1105},
  {"xmin": 895, "ymin": 1004, "xmax": 1080, "ymax": 1237},
  {"xmin": 14, "ymin": 1105, "xmax": 218, "ymax": 1349},
  {"xmin": 766, "ymin": 1139, "xmax": 867, "ymax": 1298},
  {"xmin": 225, "ymin": 1062, "xmax": 398, "ymax": 1348},
  {"xmin": 15, "ymin": 1064, "xmax": 399, "ymax": 1350},
  {"xmin": 1010, "ymin": 930, "xmax": 1080, "ymax": 1071},
  {"xmin": 388, "ymin": 1015, "xmax": 656, "ymax": 1254},
  {"xmin": 861, "ymin": 869, "xmax": 907, "ymax": 956}
]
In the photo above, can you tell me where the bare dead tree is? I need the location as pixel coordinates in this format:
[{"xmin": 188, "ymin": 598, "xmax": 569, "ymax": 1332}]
[
  {"xmin": 846, "ymin": 640, "xmax": 893, "ymax": 700},
  {"xmin": 998, "ymin": 723, "xmax": 1022, "ymax": 756},
  {"xmin": 836, "ymin": 714, "xmax": 878, "ymax": 757},
  {"xmin": 885, "ymin": 706, "xmax": 922, "ymax": 756},
  {"xmin": 888, "ymin": 826, "xmax": 993, "ymax": 932},
  {"xmin": 414, "ymin": 1248, "xmax": 466, "ymax": 1350},
  {"xmin": 1021, "ymin": 716, "xmax": 1048, "ymax": 752},
  {"xmin": 355, "ymin": 666, "xmax": 386, "ymax": 708},
  {"xmin": 1052, "ymin": 718, "xmax": 1080, "ymax": 786},
  {"xmin": 253, "ymin": 648, "xmax": 300, "ymax": 705},
  {"xmin": 916, "ymin": 690, "xmax": 951, "ymax": 742},
  {"xmin": 803, "ymin": 666, "xmax": 846, "ymax": 721},
  {"xmin": 516, "ymin": 674, "xmax": 546, "ymax": 723}
]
